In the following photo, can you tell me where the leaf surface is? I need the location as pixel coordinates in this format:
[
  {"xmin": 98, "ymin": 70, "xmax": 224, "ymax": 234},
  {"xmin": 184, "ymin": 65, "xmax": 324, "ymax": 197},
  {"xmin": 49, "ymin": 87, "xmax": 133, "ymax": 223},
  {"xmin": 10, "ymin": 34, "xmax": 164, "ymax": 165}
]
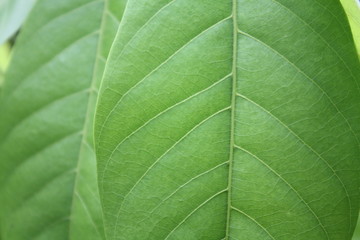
[
  {"xmin": 95, "ymin": 0, "xmax": 360, "ymax": 239},
  {"xmin": 0, "ymin": 0, "xmax": 126, "ymax": 239}
]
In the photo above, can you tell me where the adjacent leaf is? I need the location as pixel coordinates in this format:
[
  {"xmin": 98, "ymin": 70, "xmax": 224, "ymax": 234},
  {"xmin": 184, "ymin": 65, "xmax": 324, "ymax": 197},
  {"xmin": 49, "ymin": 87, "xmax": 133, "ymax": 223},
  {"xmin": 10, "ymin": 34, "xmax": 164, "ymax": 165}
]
[
  {"xmin": 0, "ymin": 42, "xmax": 10, "ymax": 72},
  {"xmin": 340, "ymin": 3, "xmax": 360, "ymax": 239},
  {"xmin": 0, "ymin": 42, "xmax": 10, "ymax": 90},
  {"xmin": 0, "ymin": 0, "xmax": 126, "ymax": 239},
  {"xmin": 0, "ymin": 0, "xmax": 36, "ymax": 44},
  {"xmin": 0, "ymin": 70, "xmax": 3, "ymax": 91},
  {"xmin": 354, "ymin": 223, "xmax": 360, "ymax": 240},
  {"xmin": 340, "ymin": 0, "xmax": 360, "ymax": 55},
  {"xmin": 95, "ymin": 0, "xmax": 360, "ymax": 239}
]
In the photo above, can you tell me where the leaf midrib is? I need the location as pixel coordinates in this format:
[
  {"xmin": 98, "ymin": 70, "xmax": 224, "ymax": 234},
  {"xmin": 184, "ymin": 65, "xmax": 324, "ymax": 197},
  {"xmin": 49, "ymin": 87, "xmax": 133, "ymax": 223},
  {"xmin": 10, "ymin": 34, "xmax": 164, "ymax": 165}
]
[
  {"xmin": 93, "ymin": 0, "xmax": 359, "ymax": 238},
  {"xmin": 67, "ymin": 0, "xmax": 107, "ymax": 238},
  {"xmin": 225, "ymin": 0, "xmax": 237, "ymax": 238}
]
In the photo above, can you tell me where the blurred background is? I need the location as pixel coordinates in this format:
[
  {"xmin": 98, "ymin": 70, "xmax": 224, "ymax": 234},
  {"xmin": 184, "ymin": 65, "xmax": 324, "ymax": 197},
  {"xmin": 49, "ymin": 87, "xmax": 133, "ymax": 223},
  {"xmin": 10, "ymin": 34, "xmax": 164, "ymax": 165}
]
[
  {"xmin": 0, "ymin": 0, "xmax": 359, "ymax": 239},
  {"xmin": 0, "ymin": 0, "xmax": 35, "ymax": 87}
]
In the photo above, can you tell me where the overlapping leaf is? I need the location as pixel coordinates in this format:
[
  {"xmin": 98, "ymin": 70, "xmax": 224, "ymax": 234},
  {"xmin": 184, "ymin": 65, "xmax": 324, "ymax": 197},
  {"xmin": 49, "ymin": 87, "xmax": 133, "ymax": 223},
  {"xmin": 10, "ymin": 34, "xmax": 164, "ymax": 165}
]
[{"xmin": 0, "ymin": 0, "xmax": 126, "ymax": 239}]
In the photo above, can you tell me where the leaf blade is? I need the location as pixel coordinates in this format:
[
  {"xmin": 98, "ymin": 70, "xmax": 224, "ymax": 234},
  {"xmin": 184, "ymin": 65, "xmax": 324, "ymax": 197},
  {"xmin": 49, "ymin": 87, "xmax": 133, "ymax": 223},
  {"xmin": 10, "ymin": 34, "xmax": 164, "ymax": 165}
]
[
  {"xmin": 95, "ymin": 0, "xmax": 360, "ymax": 239},
  {"xmin": 0, "ymin": 0, "xmax": 126, "ymax": 239},
  {"xmin": 340, "ymin": 0, "xmax": 360, "ymax": 55}
]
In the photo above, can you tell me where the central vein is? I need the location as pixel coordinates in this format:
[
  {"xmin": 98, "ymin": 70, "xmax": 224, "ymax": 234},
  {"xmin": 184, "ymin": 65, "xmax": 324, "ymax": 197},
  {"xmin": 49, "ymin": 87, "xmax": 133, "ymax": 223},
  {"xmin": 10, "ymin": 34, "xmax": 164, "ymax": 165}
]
[{"xmin": 225, "ymin": 0, "xmax": 238, "ymax": 238}]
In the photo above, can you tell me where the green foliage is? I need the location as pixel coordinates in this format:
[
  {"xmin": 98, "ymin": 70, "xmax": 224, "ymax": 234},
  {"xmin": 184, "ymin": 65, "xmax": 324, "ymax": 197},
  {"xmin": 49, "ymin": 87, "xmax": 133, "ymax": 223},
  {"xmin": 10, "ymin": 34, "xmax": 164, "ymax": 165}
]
[
  {"xmin": 0, "ymin": 43, "xmax": 10, "ymax": 72},
  {"xmin": 330, "ymin": 2, "xmax": 360, "ymax": 238},
  {"xmin": 354, "ymin": 226, "xmax": 360, "ymax": 240},
  {"xmin": 0, "ymin": 43, "xmax": 11, "ymax": 89},
  {"xmin": 95, "ymin": 0, "xmax": 360, "ymax": 239},
  {"xmin": 0, "ymin": 0, "xmax": 126, "ymax": 239},
  {"xmin": 0, "ymin": 0, "xmax": 360, "ymax": 239}
]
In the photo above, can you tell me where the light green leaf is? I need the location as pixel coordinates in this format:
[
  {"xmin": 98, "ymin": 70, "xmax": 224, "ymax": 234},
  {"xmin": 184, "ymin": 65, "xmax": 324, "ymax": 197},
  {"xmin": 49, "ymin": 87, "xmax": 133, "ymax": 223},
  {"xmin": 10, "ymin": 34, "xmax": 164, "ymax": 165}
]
[
  {"xmin": 0, "ymin": 42, "xmax": 10, "ymax": 72},
  {"xmin": 340, "ymin": 0, "xmax": 360, "ymax": 55},
  {"xmin": 354, "ymin": 222, "xmax": 360, "ymax": 240},
  {"xmin": 0, "ymin": 70, "xmax": 3, "ymax": 91},
  {"xmin": 95, "ymin": 0, "xmax": 360, "ymax": 239},
  {"xmin": 0, "ymin": 0, "xmax": 36, "ymax": 44},
  {"xmin": 0, "ymin": 43, "xmax": 10, "ymax": 92},
  {"xmin": 0, "ymin": 0, "xmax": 126, "ymax": 239}
]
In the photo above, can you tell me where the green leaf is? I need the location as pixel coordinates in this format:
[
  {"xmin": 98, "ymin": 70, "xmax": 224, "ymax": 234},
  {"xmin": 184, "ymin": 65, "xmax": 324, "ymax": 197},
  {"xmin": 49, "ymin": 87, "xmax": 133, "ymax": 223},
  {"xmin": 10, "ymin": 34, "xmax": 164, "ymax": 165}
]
[
  {"xmin": 340, "ymin": 0, "xmax": 360, "ymax": 55},
  {"xmin": 0, "ymin": 70, "xmax": 3, "ymax": 91},
  {"xmin": 0, "ymin": 0, "xmax": 36, "ymax": 44},
  {"xmin": 0, "ymin": 43, "xmax": 11, "ymax": 93},
  {"xmin": 0, "ymin": 0, "xmax": 126, "ymax": 239},
  {"xmin": 95, "ymin": 0, "xmax": 360, "ymax": 239},
  {"xmin": 0, "ymin": 42, "xmax": 11, "ymax": 72},
  {"xmin": 354, "ymin": 221, "xmax": 360, "ymax": 240}
]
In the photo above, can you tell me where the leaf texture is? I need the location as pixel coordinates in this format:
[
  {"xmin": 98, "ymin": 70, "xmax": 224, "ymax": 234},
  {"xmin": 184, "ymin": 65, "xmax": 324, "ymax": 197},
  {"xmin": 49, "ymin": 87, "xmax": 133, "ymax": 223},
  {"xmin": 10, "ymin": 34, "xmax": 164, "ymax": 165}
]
[
  {"xmin": 95, "ymin": 0, "xmax": 360, "ymax": 239},
  {"xmin": 0, "ymin": 0, "xmax": 126, "ymax": 239}
]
